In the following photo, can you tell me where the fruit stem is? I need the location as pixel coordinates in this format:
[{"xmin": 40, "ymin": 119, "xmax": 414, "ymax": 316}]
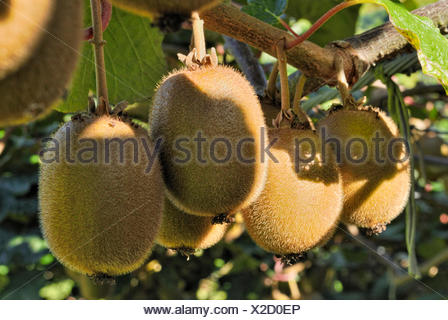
[
  {"xmin": 273, "ymin": 40, "xmax": 292, "ymax": 128},
  {"xmin": 292, "ymin": 74, "xmax": 315, "ymax": 130},
  {"xmin": 266, "ymin": 61, "xmax": 279, "ymax": 100},
  {"xmin": 191, "ymin": 12, "xmax": 207, "ymax": 61},
  {"xmin": 90, "ymin": 0, "xmax": 110, "ymax": 115},
  {"xmin": 276, "ymin": 41, "xmax": 290, "ymax": 112},
  {"xmin": 285, "ymin": 0, "xmax": 362, "ymax": 50},
  {"xmin": 335, "ymin": 55, "xmax": 357, "ymax": 109}
]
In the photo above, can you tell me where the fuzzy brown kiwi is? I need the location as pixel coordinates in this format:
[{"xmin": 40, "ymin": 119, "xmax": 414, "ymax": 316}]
[
  {"xmin": 39, "ymin": 114, "xmax": 164, "ymax": 277},
  {"xmin": 0, "ymin": 0, "xmax": 83, "ymax": 127},
  {"xmin": 242, "ymin": 128, "xmax": 343, "ymax": 255},
  {"xmin": 150, "ymin": 65, "xmax": 268, "ymax": 217},
  {"xmin": 156, "ymin": 198, "xmax": 228, "ymax": 251},
  {"xmin": 318, "ymin": 105, "xmax": 411, "ymax": 232},
  {"xmin": 110, "ymin": 0, "xmax": 220, "ymax": 31}
]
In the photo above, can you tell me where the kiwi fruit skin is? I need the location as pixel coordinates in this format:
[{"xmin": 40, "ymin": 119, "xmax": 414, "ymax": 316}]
[
  {"xmin": 0, "ymin": 0, "xmax": 54, "ymax": 78},
  {"xmin": 242, "ymin": 128, "xmax": 343, "ymax": 255},
  {"xmin": 39, "ymin": 115, "xmax": 164, "ymax": 276},
  {"xmin": 150, "ymin": 65, "xmax": 268, "ymax": 217},
  {"xmin": 156, "ymin": 198, "xmax": 228, "ymax": 250},
  {"xmin": 318, "ymin": 106, "xmax": 411, "ymax": 229},
  {"xmin": 110, "ymin": 0, "xmax": 221, "ymax": 18},
  {"xmin": 0, "ymin": 0, "xmax": 83, "ymax": 127}
]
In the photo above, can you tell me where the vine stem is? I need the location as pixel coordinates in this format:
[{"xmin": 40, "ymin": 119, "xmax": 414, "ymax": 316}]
[
  {"xmin": 84, "ymin": 0, "xmax": 112, "ymax": 41},
  {"xmin": 285, "ymin": 0, "xmax": 362, "ymax": 50},
  {"xmin": 90, "ymin": 0, "xmax": 110, "ymax": 115},
  {"xmin": 191, "ymin": 12, "xmax": 207, "ymax": 61}
]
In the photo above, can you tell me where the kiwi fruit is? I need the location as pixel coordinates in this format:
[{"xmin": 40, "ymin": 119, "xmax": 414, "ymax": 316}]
[
  {"xmin": 39, "ymin": 114, "xmax": 164, "ymax": 276},
  {"xmin": 414, "ymin": 133, "xmax": 448, "ymax": 180},
  {"xmin": 0, "ymin": 0, "xmax": 83, "ymax": 127},
  {"xmin": 110, "ymin": 0, "xmax": 221, "ymax": 31},
  {"xmin": 318, "ymin": 105, "xmax": 411, "ymax": 232},
  {"xmin": 150, "ymin": 65, "xmax": 268, "ymax": 217},
  {"xmin": 242, "ymin": 128, "xmax": 343, "ymax": 255},
  {"xmin": 156, "ymin": 198, "xmax": 228, "ymax": 251}
]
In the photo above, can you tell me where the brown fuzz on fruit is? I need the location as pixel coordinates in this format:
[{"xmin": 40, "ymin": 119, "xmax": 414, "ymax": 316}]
[
  {"xmin": 156, "ymin": 198, "xmax": 228, "ymax": 251},
  {"xmin": 242, "ymin": 128, "xmax": 343, "ymax": 255},
  {"xmin": 110, "ymin": 0, "xmax": 221, "ymax": 32},
  {"xmin": 318, "ymin": 105, "xmax": 411, "ymax": 233},
  {"xmin": 0, "ymin": 0, "xmax": 83, "ymax": 127},
  {"xmin": 150, "ymin": 65, "xmax": 268, "ymax": 217},
  {"xmin": 39, "ymin": 114, "xmax": 164, "ymax": 277}
]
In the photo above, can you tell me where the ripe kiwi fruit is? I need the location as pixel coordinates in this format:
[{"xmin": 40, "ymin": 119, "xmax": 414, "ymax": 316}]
[
  {"xmin": 156, "ymin": 198, "xmax": 228, "ymax": 252},
  {"xmin": 0, "ymin": 0, "xmax": 83, "ymax": 127},
  {"xmin": 150, "ymin": 65, "xmax": 268, "ymax": 217},
  {"xmin": 242, "ymin": 128, "xmax": 343, "ymax": 256},
  {"xmin": 39, "ymin": 114, "xmax": 164, "ymax": 277},
  {"xmin": 318, "ymin": 105, "xmax": 411, "ymax": 233},
  {"xmin": 110, "ymin": 0, "xmax": 221, "ymax": 31}
]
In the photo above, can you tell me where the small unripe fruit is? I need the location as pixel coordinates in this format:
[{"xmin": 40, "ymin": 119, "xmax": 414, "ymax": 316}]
[
  {"xmin": 242, "ymin": 128, "xmax": 343, "ymax": 255},
  {"xmin": 415, "ymin": 133, "xmax": 448, "ymax": 180},
  {"xmin": 318, "ymin": 106, "xmax": 411, "ymax": 232},
  {"xmin": 156, "ymin": 198, "xmax": 228, "ymax": 250},
  {"xmin": 150, "ymin": 65, "xmax": 268, "ymax": 217},
  {"xmin": 39, "ymin": 114, "xmax": 164, "ymax": 276},
  {"xmin": 0, "ymin": 0, "xmax": 83, "ymax": 127}
]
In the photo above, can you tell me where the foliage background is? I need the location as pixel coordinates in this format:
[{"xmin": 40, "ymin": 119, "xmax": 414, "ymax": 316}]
[{"xmin": 0, "ymin": 0, "xmax": 447, "ymax": 300}]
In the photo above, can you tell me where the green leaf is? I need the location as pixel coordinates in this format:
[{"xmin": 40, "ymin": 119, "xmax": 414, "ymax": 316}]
[
  {"xmin": 287, "ymin": 0, "xmax": 360, "ymax": 46},
  {"xmin": 360, "ymin": 0, "xmax": 448, "ymax": 93},
  {"xmin": 58, "ymin": 1, "xmax": 167, "ymax": 113},
  {"xmin": 242, "ymin": 0, "xmax": 288, "ymax": 25},
  {"xmin": 402, "ymin": 0, "xmax": 438, "ymax": 11}
]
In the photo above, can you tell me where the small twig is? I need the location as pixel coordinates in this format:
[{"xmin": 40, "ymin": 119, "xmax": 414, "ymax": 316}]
[
  {"xmin": 90, "ymin": 0, "xmax": 110, "ymax": 115},
  {"xmin": 191, "ymin": 12, "xmax": 206, "ymax": 61},
  {"xmin": 285, "ymin": 1, "xmax": 359, "ymax": 49},
  {"xmin": 414, "ymin": 154, "xmax": 448, "ymax": 167},
  {"xmin": 277, "ymin": 17, "xmax": 300, "ymax": 38}
]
